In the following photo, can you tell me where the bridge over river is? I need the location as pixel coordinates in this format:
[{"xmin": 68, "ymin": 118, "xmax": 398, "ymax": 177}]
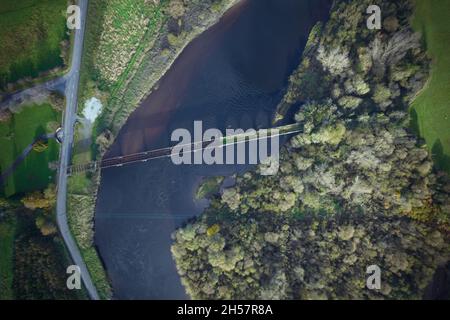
[{"xmin": 68, "ymin": 123, "xmax": 302, "ymax": 175}]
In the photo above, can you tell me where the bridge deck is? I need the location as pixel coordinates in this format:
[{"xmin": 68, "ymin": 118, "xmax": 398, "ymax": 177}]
[{"xmin": 67, "ymin": 124, "xmax": 302, "ymax": 175}]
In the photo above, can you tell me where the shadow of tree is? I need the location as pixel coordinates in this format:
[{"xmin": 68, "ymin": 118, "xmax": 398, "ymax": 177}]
[
  {"xmin": 410, "ymin": 108, "xmax": 421, "ymax": 137},
  {"xmin": 34, "ymin": 125, "xmax": 46, "ymax": 141},
  {"xmin": 431, "ymin": 139, "xmax": 450, "ymax": 173},
  {"xmin": 0, "ymin": 163, "xmax": 5, "ymax": 196}
]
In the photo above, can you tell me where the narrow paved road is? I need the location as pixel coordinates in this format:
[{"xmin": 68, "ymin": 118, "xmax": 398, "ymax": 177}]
[
  {"xmin": 56, "ymin": 0, "xmax": 100, "ymax": 300},
  {"xmin": 0, "ymin": 76, "xmax": 66, "ymax": 110}
]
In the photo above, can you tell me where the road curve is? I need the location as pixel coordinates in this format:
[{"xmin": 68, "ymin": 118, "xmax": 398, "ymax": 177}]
[{"xmin": 56, "ymin": 0, "xmax": 100, "ymax": 300}]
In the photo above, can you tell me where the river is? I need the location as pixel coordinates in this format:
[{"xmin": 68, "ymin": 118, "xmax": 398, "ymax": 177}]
[{"xmin": 95, "ymin": 0, "xmax": 331, "ymax": 299}]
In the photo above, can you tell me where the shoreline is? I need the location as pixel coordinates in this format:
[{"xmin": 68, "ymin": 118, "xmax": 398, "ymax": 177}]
[
  {"xmin": 68, "ymin": 0, "xmax": 245, "ymax": 299},
  {"xmin": 93, "ymin": 0, "xmax": 334, "ymax": 299},
  {"xmin": 105, "ymin": 0, "xmax": 249, "ymax": 157}
]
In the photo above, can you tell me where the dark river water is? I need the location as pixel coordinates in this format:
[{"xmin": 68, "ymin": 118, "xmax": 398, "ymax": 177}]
[{"xmin": 95, "ymin": 0, "xmax": 331, "ymax": 299}]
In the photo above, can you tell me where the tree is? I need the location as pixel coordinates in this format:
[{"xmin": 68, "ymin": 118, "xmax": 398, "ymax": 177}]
[
  {"xmin": 167, "ymin": 0, "xmax": 185, "ymax": 19},
  {"xmin": 0, "ymin": 197, "xmax": 10, "ymax": 209},
  {"xmin": 35, "ymin": 215, "xmax": 57, "ymax": 236},
  {"xmin": 96, "ymin": 129, "xmax": 114, "ymax": 155},
  {"xmin": 0, "ymin": 109, "xmax": 12, "ymax": 122},
  {"xmin": 48, "ymin": 91, "xmax": 65, "ymax": 112},
  {"xmin": 317, "ymin": 45, "xmax": 351, "ymax": 76},
  {"xmin": 21, "ymin": 185, "xmax": 56, "ymax": 210},
  {"xmin": 369, "ymin": 30, "xmax": 421, "ymax": 78}
]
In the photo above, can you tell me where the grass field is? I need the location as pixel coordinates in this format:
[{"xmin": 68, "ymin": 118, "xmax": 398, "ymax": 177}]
[
  {"xmin": 0, "ymin": 104, "xmax": 61, "ymax": 197},
  {"xmin": 0, "ymin": 0, "xmax": 68, "ymax": 89},
  {"xmin": 77, "ymin": 0, "xmax": 169, "ymax": 141},
  {"xmin": 0, "ymin": 214, "xmax": 17, "ymax": 300},
  {"xmin": 411, "ymin": 0, "xmax": 450, "ymax": 173},
  {"xmin": 81, "ymin": 0, "xmax": 165, "ymax": 91}
]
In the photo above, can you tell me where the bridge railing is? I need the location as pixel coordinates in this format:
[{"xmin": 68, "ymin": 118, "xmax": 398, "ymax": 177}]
[{"xmin": 67, "ymin": 123, "xmax": 302, "ymax": 175}]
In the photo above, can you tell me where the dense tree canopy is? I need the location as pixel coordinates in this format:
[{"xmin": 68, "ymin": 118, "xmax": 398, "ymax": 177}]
[{"xmin": 172, "ymin": 0, "xmax": 450, "ymax": 300}]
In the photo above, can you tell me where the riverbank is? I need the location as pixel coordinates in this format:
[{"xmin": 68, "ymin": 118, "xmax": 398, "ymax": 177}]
[
  {"xmin": 67, "ymin": 0, "xmax": 243, "ymax": 299},
  {"xmin": 94, "ymin": 0, "xmax": 333, "ymax": 299}
]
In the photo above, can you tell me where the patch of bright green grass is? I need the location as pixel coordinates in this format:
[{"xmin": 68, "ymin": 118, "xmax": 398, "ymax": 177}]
[
  {"xmin": 0, "ymin": 214, "xmax": 17, "ymax": 300},
  {"xmin": 0, "ymin": 0, "xmax": 68, "ymax": 89},
  {"xmin": 67, "ymin": 174, "xmax": 92, "ymax": 195},
  {"xmin": 0, "ymin": 104, "xmax": 61, "ymax": 197},
  {"xmin": 196, "ymin": 177, "xmax": 225, "ymax": 200},
  {"xmin": 81, "ymin": 247, "xmax": 112, "ymax": 300},
  {"xmin": 411, "ymin": 0, "xmax": 450, "ymax": 173}
]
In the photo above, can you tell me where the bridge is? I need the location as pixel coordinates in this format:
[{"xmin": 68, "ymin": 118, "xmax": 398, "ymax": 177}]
[{"xmin": 67, "ymin": 123, "xmax": 302, "ymax": 175}]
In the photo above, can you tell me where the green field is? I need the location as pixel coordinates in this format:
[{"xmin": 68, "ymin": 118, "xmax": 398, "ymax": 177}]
[
  {"xmin": 0, "ymin": 0, "xmax": 68, "ymax": 89},
  {"xmin": 411, "ymin": 0, "xmax": 450, "ymax": 173},
  {"xmin": 0, "ymin": 104, "xmax": 61, "ymax": 197},
  {"xmin": 0, "ymin": 214, "xmax": 17, "ymax": 300}
]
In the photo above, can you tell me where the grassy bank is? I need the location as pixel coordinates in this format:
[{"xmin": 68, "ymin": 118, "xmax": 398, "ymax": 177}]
[
  {"xmin": 64, "ymin": 0, "xmax": 168, "ymax": 299},
  {"xmin": 0, "ymin": 0, "xmax": 69, "ymax": 90},
  {"xmin": 67, "ymin": 179, "xmax": 112, "ymax": 299},
  {"xmin": 78, "ymin": 0, "xmax": 239, "ymax": 140},
  {"xmin": 78, "ymin": 0, "xmax": 169, "ymax": 141},
  {"xmin": 67, "ymin": 191, "xmax": 112, "ymax": 299},
  {"xmin": 411, "ymin": 0, "xmax": 450, "ymax": 173},
  {"xmin": 0, "ymin": 103, "xmax": 61, "ymax": 197},
  {"xmin": 196, "ymin": 177, "xmax": 225, "ymax": 200}
]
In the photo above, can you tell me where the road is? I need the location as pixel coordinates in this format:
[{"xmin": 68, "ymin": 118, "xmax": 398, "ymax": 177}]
[
  {"xmin": 0, "ymin": 76, "xmax": 66, "ymax": 110},
  {"xmin": 56, "ymin": 0, "xmax": 100, "ymax": 300}
]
